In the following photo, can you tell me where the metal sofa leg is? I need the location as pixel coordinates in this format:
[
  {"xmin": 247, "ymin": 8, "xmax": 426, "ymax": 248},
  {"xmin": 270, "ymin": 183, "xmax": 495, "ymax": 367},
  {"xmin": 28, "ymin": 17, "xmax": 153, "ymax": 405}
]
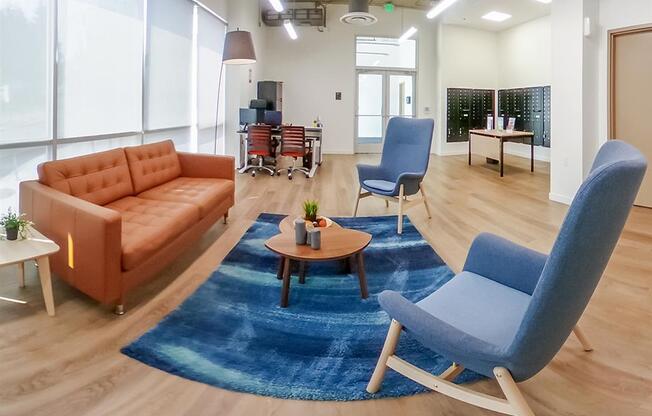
[{"xmin": 114, "ymin": 304, "xmax": 125, "ymax": 315}]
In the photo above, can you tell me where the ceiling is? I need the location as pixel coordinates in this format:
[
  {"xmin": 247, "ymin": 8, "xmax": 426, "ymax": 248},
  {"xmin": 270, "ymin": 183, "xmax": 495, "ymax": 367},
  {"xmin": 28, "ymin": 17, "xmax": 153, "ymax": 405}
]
[{"xmin": 316, "ymin": 0, "xmax": 551, "ymax": 32}]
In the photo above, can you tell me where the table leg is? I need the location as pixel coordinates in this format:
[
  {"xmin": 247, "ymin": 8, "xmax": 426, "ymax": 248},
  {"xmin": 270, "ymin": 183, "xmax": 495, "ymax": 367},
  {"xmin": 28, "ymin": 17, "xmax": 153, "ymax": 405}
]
[
  {"xmin": 36, "ymin": 256, "xmax": 55, "ymax": 317},
  {"xmin": 18, "ymin": 262, "xmax": 25, "ymax": 288},
  {"xmin": 531, "ymin": 137, "xmax": 535, "ymax": 172},
  {"xmin": 357, "ymin": 253, "xmax": 369, "ymax": 299},
  {"xmin": 281, "ymin": 257, "xmax": 291, "ymax": 308},
  {"xmin": 299, "ymin": 261, "xmax": 306, "ymax": 284},
  {"xmin": 468, "ymin": 136, "xmax": 472, "ymax": 165},
  {"xmin": 309, "ymin": 137, "xmax": 318, "ymax": 178},
  {"xmin": 276, "ymin": 257, "xmax": 284, "ymax": 280},
  {"xmin": 500, "ymin": 140, "xmax": 505, "ymax": 177}
]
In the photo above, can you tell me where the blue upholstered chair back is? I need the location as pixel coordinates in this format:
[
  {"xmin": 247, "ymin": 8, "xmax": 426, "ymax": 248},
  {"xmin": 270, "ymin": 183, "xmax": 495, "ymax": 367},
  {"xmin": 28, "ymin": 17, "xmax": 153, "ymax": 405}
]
[
  {"xmin": 380, "ymin": 117, "xmax": 434, "ymax": 195},
  {"xmin": 509, "ymin": 140, "xmax": 647, "ymax": 380}
]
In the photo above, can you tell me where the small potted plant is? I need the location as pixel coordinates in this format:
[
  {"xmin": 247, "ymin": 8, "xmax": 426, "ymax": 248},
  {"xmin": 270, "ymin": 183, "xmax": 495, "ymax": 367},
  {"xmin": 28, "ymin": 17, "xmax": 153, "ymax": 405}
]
[
  {"xmin": 1, "ymin": 208, "xmax": 32, "ymax": 241},
  {"xmin": 303, "ymin": 200, "xmax": 319, "ymax": 223}
]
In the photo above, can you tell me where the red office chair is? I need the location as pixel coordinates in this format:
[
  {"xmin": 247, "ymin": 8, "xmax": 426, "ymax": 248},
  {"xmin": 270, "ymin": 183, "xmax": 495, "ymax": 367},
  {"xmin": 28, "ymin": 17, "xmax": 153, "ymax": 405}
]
[
  {"xmin": 277, "ymin": 125, "xmax": 310, "ymax": 180},
  {"xmin": 243, "ymin": 124, "xmax": 275, "ymax": 177}
]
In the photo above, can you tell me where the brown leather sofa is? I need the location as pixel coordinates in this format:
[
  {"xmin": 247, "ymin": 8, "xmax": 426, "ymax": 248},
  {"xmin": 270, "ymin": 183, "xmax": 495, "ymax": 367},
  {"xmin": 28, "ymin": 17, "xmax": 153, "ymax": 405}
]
[{"xmin": 19, "ymin": 140, "xmax": 234, "ymax": 314}]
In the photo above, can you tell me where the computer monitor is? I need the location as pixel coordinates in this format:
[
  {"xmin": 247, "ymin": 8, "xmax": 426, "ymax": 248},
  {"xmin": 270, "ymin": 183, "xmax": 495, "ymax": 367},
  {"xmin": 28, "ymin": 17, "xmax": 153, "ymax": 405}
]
[
  {"xmin": 239, "ymin": 108, "xmax": 258, "ymax": 127},
  {"xmin": 264, "ymin": 110, "xmax": 282, "ymax": 127}
]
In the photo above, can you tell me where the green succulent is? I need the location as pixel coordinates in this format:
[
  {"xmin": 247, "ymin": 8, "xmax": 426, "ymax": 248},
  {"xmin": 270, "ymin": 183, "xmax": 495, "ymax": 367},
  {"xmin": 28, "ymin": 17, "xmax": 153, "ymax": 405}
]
[{"xmin": 302, "ymin": 200, "xmax": 319, "ymax": 222}]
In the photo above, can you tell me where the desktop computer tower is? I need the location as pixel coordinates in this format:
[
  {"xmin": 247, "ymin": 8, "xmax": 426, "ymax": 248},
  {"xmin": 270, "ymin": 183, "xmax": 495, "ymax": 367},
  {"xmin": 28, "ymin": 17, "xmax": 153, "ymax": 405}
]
[{"xmin": 257, "ymin": 81, "xmax": 283, "ymax": 111}]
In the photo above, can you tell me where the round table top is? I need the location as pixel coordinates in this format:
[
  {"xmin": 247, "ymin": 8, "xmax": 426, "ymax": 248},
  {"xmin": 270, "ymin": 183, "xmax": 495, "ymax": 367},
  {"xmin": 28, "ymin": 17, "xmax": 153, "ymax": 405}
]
[
  {"xmin": 278, "ymin": 215, "xmax": 340, "ymax": 234},
  {"xmin": 265, "ymin": 227, "xmax": 371, "ymax": 262}
]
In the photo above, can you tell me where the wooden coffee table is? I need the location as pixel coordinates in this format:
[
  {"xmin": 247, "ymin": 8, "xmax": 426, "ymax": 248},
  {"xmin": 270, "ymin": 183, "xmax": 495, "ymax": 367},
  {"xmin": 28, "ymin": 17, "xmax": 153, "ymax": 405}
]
[{"xmin": 265, "ymin": 224, "xmax": 372, "ymax": 308}]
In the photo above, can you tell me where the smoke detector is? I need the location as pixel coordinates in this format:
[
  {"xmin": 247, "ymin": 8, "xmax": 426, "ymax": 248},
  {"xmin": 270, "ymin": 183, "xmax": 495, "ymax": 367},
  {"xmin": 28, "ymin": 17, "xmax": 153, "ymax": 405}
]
[{"xmin": 340, "ymin": 0, "xmax": 378, "ymax": 26}]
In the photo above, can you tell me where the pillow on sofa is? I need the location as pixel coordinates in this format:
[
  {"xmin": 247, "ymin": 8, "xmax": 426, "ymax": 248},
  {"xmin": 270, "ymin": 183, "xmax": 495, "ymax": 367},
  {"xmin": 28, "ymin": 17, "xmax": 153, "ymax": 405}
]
[
  {"xmin": 124, "ymin": 140, "xmax": 182, "ymax": 194},
  {"xmin": 37, "ymin": 148, "xmax": 134, "ymax": 206}
]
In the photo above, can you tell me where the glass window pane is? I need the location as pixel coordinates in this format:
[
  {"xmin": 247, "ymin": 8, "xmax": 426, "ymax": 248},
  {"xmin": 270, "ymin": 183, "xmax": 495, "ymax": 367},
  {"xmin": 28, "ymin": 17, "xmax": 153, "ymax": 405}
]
[
  {"xmin": 0, "ymin": 146, "xmax": 51, "ymax": 213},
  {"xmin": 358, "ymin": 116, "xmax": 383, "ymax": 140},
  {"xmin": 57, "ymin": 0, "xmax": 143, "ymax": 138},
  {"xmin": 358, "ymin": 74, "xmax": 383, "ymax": 116},
  {"xmin": 145, "ymin": 0, "xmax": 193, "ymax": 130},
  {"xmin": 389, "ymin": 75, "xmax": 414, "ymax": 117},
  {"xmin": 197, "ymin": 8, "xmax": 225, "ymax": 154},
  {"xmin": 0, "ymin": 1, "xmax": 53, "ymax": 143},
  {"xmin": 144, "ymin": 127, "xmax": 191, "ymax": 152},
  {"xmin": 356, "ymin": 37, "xmax": 416, "ymax": 69},
  {"xmin": 57, "ymin": 135, "xmax": 141, "ymax": 160}
]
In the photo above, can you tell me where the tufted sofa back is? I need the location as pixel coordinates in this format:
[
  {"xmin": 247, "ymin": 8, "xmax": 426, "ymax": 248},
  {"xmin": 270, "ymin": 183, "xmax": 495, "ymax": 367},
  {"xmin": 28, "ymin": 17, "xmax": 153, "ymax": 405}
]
[
  {"xmin": 124, "ymin": 140, "xmax": 182, "ymax": 193},
  {"xmin": 38, "ymin": 148, "xmax": 135, "ymax": 206}
]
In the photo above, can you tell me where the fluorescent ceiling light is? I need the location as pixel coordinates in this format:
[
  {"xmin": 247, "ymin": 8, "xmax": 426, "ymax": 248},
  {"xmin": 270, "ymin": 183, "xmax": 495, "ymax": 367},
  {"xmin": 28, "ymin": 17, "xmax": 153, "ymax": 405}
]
[
  {"xmin": 283, "ymin": 20, "xmax": 298, "ymax": 40},
  {"xmin": 427, "ymin": 0, "xmax": 460, "ymax": 19},
  {"xmin": 482, "ymin": 11, "xmax": 512, "ymax": 22},
  {"xmin": 398, "ymin": 26, "xmax": 418, "ymax": 42},
  {"xmin": 269, "ymin": 0, "xmax": 284, "ymax": 12},
  {"xmin": 535, "ymin": 0, "xmax": 552, "ymax": 3}
]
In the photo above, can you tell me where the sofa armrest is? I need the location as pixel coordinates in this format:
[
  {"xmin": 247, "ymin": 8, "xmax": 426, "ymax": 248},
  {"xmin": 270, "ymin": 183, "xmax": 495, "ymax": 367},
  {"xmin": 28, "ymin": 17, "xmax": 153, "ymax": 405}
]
[
  {"xmin": 19, "ymin": 180, "xmax": 123, "ymax": 304},
  {"xmin": 177, "ymin": 152, "xmax": 235, "ymax": 181},
  {"xmin": 463, "ymin": 233, "xmax": 548, "ymax": 296}
]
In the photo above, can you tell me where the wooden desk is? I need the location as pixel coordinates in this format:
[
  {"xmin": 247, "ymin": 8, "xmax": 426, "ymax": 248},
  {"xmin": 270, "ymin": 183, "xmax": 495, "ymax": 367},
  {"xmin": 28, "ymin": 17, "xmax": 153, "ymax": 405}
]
[
  {"xmin": 0, "ymin": 227, "xmax": 59, "ymax": 316},
  {"xmin": 468, "ymin": 129, "xmax": 535, "ymax": 177}
]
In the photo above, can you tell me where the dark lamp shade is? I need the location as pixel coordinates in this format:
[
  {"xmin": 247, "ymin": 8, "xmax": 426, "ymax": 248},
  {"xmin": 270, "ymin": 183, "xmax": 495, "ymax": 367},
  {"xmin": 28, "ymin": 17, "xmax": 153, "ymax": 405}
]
[{"xmin": 223, "ymin": 30, "xmax": 256, "ymax": 65}]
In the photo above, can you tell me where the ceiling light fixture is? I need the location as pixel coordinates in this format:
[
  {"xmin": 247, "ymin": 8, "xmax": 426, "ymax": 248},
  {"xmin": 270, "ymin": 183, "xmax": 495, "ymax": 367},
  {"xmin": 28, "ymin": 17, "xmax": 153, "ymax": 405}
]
[
  {"xmin": 534, "ymin": 0, "xmax": 552, "ymax": 3},
  {"xmin": 482, "ymin": 11, "xmax": 512, "ymax": 22},
  {"xmin": 399, "ymin": 26, "xmax": 418, "ymax": 42},
  {"xmin": 283, "ymin": 20, "xmax": 298, "ymax": 40},
  {"xmin": 427, "ymin": 0, "xmax": 460, "ymax": 19},
  {"xmin": 268, "ymin": 0, "xmax": 284, "ymax": 12}
]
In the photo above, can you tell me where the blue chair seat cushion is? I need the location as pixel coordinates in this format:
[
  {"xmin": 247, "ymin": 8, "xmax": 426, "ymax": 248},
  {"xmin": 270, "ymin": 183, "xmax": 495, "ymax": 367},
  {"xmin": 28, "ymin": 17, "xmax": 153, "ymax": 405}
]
[
  {"xmin": 363, "ymin": 179, "xmax": 396, "ymax": 193},
  {"xmin": 416, "ymin": 271, "xmax": 531, "ymax": 349}
]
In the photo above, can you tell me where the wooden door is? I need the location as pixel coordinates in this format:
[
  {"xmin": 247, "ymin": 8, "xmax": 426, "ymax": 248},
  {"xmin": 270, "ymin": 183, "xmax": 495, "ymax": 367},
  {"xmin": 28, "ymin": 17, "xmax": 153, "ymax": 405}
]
[{"xmin": 610, "ymin": 25, "xmax": 652, "ymax": 207}]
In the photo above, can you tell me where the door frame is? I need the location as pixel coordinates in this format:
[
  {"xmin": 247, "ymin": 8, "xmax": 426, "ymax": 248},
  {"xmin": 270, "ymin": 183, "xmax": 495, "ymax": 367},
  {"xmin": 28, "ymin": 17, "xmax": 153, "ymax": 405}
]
[
  {"xmin": 608, "ymin": 23, "xmax": 652, "ymax": 139},
  {"xmin": 354, "ymin": 69, "xmax": 417, "ymax": 153}
]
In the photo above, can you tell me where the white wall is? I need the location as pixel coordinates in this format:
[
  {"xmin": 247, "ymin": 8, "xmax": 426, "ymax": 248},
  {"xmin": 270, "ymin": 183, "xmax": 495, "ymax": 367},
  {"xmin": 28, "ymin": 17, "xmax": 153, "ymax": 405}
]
[{"xmin": 261, "ymin": 4, "xmax": 438, "ymax": 154}]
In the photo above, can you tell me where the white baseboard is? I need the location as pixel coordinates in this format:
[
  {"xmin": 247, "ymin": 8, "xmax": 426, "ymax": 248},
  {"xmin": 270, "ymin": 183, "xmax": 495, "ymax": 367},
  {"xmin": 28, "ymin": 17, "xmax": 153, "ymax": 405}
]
[{"xmin": 549, "ymin": 192, "xmax": 572, "ymax": 205}]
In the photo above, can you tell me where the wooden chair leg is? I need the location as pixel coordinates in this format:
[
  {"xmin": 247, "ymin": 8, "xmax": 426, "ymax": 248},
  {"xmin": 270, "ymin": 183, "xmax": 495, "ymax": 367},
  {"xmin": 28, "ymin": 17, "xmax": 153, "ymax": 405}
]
[
  {"xmin": 397, "ymin": 185, "xmax": 405, "ymax": 234},
  {"xmin": 573, "ymin": 325, "xmax": 594, "ymax": 352},
  {"xmin": 494, "ymin": 367, "xmax": 535, "ymax": 416},
  {"xmin": 367, "ymin": 319, "xmax": 403, "ymax": 393},
  {"xmin": 420, "ymin": 184, "xmax": 432, "ymax": 219},
  {"xmin": 353, "ymin": 186, "xmax": 362, "ymax": 217},
  {"xmin": 18, "ymin": 262, "xmax": 25, "ymax": 288},
  {"xmin": 440, "ymin": 362, "xmax": 465, "ymax": 381}
]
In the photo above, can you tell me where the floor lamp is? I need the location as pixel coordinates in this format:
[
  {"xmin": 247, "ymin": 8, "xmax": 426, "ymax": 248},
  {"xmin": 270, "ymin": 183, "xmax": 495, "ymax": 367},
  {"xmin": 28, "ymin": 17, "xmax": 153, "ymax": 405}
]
[{"xmin": 214, "ymin": 29, "xmax": 257, "ymax": 154}]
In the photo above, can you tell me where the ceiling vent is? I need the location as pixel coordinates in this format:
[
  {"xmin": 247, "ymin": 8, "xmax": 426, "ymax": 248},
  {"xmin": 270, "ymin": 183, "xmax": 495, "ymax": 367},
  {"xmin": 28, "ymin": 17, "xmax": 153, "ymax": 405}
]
[{"xmin": 340, "ymin": 0, "xmax": 378, "ymax": 26}]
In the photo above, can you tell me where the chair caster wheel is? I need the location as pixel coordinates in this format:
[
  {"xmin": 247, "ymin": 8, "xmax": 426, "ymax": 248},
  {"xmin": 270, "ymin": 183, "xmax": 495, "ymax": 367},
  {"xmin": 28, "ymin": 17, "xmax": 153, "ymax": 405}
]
[
  {"xmin": 288, "ymin": 175, "xmax": 293, "ymax": 180},
  {"xmin": 276, "ymin": 171, "xmax": 280, "ymax": 176},
  {"xmin": 251, "ymin": 172, "xmax": 256, "ymax": 177},
  {"xmin": 270, "ymin": 171, "xmax": 275, "ymax": 176}
]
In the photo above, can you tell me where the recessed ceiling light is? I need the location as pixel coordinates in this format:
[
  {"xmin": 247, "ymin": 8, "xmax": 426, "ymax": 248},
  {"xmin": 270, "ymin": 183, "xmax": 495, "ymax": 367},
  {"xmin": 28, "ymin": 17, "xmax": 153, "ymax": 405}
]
[{"xmin": 482, "ymin": 11, "xmax": 512, "ymax": 22}]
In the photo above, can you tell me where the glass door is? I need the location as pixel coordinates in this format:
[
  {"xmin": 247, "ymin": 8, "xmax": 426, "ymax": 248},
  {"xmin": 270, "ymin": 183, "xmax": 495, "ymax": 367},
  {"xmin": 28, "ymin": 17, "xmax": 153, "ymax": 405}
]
[{"xmin": 355, "ymin": 70, "xmax": 415, "ymax": 153}]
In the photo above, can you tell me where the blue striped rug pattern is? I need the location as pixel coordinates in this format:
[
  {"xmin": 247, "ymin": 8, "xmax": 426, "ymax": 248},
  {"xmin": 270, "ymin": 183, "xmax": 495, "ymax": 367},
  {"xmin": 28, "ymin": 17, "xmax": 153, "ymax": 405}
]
[{"xmin": 122, "ymin": 213, "xmax": 483, "ymax": 400}]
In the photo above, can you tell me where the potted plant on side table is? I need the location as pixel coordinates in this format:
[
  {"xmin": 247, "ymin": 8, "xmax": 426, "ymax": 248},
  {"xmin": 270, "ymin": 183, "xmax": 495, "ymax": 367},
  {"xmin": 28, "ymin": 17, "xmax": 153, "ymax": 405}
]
[{"xmin": 1, "ymin": 208, "xmax": 33, "ymax": 241}]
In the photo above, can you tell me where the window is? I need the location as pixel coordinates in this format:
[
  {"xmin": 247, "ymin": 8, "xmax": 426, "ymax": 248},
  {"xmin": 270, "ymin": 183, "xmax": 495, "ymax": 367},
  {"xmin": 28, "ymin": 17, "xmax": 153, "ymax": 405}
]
[
  {"xmin": 0, "ymin": 0, "xmax": 227, "ymax": 213},
  {"xmin": 355, "ymin": 36, "xmax": 416, "ymax": 69}
]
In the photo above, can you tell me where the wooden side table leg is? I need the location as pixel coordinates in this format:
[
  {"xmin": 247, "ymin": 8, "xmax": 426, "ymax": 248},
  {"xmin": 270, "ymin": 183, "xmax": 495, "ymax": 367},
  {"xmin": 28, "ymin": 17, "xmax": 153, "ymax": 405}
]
[
  {"xmin": 36, "ymin": 256, "xmax": 55, "ymax": 317},
  {"xmin": 281, "ymin": 257, "xmax": 291, "ymax": 308},
  {"xmin": 299, "ymin": 261, "xmax": 306, "ymax": 284},
  {"xmin": 357, "ymin": 253, "xmax": 369, "ymax": 299},
  {"xmin": 276, "ymin": 256, "xmax": 284, "ymax": 280},
  {"xmin": 18, "ymin": 262, "xmax": 25, "ymax": 288}
]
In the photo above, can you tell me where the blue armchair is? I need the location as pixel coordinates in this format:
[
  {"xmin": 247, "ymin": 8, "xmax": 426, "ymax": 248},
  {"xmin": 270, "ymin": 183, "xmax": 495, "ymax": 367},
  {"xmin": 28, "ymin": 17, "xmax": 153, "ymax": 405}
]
[
  {"xmin": 353, "ymin": 117, "xmax": 435, "ymax": 234},
  {"xmin": 367, "ymin": 140, "xmax": 647, "ymax": 415}
]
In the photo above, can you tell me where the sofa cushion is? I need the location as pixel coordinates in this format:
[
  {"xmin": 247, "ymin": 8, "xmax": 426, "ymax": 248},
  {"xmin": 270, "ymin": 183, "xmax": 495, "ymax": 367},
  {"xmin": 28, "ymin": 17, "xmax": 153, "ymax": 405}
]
[
  {"xmin": 124, "ymin": 140, "xmax": 182, "ymax": 194},
  {"xmin": 104, "ymin": 196, "xmax": 200, "ymax": 271},
  {"xmin": 137, "ymin": 177, "xmax": 234, "ymax": 218},
  {"xmin": 37, "ymin": 148, "xmax": 135, "ymax": 206}
]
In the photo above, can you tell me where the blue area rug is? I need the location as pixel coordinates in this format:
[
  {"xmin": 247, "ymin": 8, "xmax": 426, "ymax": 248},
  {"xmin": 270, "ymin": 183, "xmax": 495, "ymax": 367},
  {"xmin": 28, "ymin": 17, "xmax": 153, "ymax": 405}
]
[{"xmin": 122, "ymin": 214, "xmax": 483, "ymax": 400}]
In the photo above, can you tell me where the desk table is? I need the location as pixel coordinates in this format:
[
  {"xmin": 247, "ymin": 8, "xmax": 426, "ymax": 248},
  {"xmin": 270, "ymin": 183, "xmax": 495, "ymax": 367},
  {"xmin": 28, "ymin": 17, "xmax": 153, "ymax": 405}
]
[
  {"xmin": 238, "ymin": 127, "xmax": 323, "ymax": 178},
  {"xmin": 468, "ymin": 129, "xmax": 535, "ymax": 177}
]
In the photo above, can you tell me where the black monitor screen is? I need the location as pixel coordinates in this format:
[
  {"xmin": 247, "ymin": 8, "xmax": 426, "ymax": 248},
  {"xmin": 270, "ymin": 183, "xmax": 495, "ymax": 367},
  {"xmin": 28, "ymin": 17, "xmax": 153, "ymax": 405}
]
[
  {"xmin": 264, "ymin": 110, "xmax": 282, "ymax": 126},
  {"xmin": 239, "ymin": 108, "xmax": 258, "ymax": 125}
]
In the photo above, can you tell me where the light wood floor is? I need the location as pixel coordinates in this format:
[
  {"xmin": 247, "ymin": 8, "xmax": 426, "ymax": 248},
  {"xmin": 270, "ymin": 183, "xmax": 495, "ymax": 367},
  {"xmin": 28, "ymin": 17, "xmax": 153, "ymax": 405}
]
[{"xmin": 1, "ymin": 154, "xmax": 651, "ymax": 416}]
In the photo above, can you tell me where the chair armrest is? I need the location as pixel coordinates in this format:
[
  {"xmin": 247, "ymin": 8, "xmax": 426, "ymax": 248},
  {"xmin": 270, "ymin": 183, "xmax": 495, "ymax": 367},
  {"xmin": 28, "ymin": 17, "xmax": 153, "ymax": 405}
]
[
  {"xmin": 357, "ymin": 164, "xmax": 385, "ymax": 182},
  {"xmin": 394, "ymin": 171, "xmax": 426, "ymax": 196},
  {"xmin": 463, "ymin": 233, "xmax": 547, "ymax": 295},
  {"xmin": 177, "ymin": 152, "xmax": 235, "ymax": 181},
  {"xmin": 19, "ymin": 181, "xmax": 123, "ymax": 304},
  {"xmin": 379, "ymin": 290, "xmax": 506, "ymax": 378}
]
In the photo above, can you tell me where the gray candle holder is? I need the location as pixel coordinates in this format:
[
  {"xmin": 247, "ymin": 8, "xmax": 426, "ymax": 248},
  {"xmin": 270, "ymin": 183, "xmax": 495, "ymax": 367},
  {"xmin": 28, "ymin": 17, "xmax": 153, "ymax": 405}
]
[
  {"xmin": 294, "ymin": 218, "xmax": 307, "ymax": 245},
  {"xmin": 309, "ymin": 229, "xmax": 321, "ymax": 250}
]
